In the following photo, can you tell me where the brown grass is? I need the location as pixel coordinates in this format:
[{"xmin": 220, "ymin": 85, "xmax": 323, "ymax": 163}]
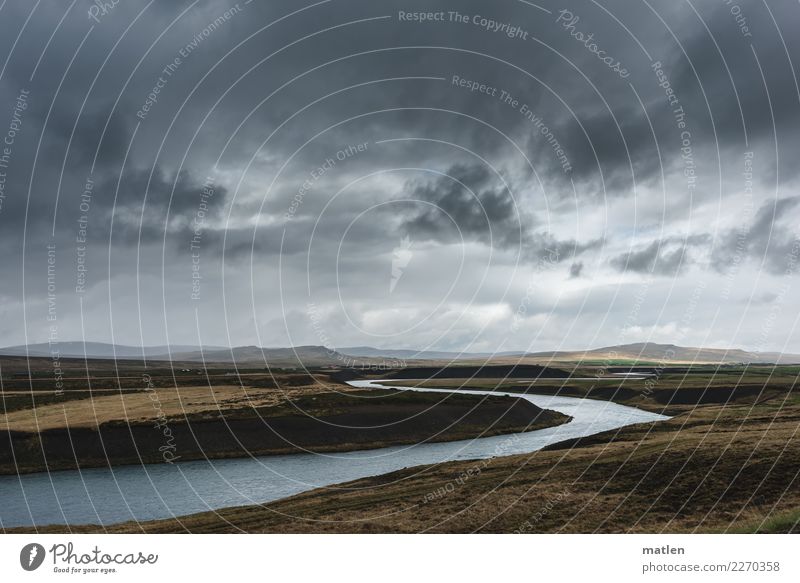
[
  {"xmin": 42, "ymin": 397, "xmax": 797, "ymax": 534},
  {"xmin": 0, "ymin": 384, "xmax": 330, "ymax": 431}
]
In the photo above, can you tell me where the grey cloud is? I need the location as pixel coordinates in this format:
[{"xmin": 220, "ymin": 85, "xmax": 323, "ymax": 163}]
[
  {"xmin": 712, "ymin": 196, "xmax": 800, "ymax": 275},
  {"xmin": 1, "ymin": 0, "xmax": 800, "ymax": 351},
  {"xmin": 610, "ymin": 234, "xmax": 710, "ymax": 276},
  {"xmin": 399, "ymin": 163, "xmax": 523, "ymax": 248},
  {"xmin": 397, "ymin": 162, "xmax": 601, "ymax": 264}
]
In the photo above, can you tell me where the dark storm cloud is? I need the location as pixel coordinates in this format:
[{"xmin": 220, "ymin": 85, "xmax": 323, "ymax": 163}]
[
  {"xmin": 711, "ymin": 196, "xmax": 800, "ymax": 275},
  {"xmin": 0, "ymin": 0, "xmax": 561, "ymax": 247},
  {"xmin": 611, "ymin": 240, "xmax": 687, "ymax": 276},
  {"xmin": 397, "ymin": 162, "xmax": 602, "ymax": 263},
  {"xmin": 529, "ymin": 98, "xmax": 665, "ymax": 196},
  {"xmin": 64, "ymin": 108, "xmax": 133, "ymax": 171},
  {"xmin": 522, "ymin": 1, "xmax": 800, "ymax": 197},
  {"xmin": 100, "ymin": 166, "xmax": 227, "ymax": 244},
  {"xmin": 669, "ymin": 2, "xmax": 800, "ymax": 150},
  {"xmin": 1, "ymin": 0, "xmax": 800, "ymax": 350},
  {"xmin": 526, "ymin": 231, "xmax": 603, "ymax": 265},
  {"xmin": 400, "ymin": 163, "xmax": 523, "ymax": 248},
  {"xmin": 0, "ymin": 2, "xmax": 187, "ymax": 236},
  {"xmin": 610, "ymin": 234, "xmax": 710, "ymax": 276}
]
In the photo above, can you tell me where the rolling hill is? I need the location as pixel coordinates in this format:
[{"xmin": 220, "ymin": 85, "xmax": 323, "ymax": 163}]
[{"xmin": 3, "ymin": 341, "xmax": 799, "ymax": 365}]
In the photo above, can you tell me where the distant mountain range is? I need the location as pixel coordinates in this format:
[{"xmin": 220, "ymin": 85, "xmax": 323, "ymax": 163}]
[
  {"xmin": 0, "ymin": 342, "xmax": 228, "ymax": 359},
  {"xmin": 521, "ymin": 342, "xmax": 800, "ymax": 364},
  {"xmin": 339, "ymin": 346, "xmax": 523, "ymax": 360},
  {"xmin": 340, "ymin": 343, "xmax": 800, "ymax": 364},
  {"xmin": 166, "ymin": 345, "xmax": 353, "ymax": 366},
  {"xmin": 0, "ymin": 342, "xmax": 494, "ymax": 364},
  {"xmin": 2, "ymin": 341, "xmax": 799, "ymax": 365},
  {"xmin": 0, "ymin": 342, "xmax": 362, "ymax": 367}
]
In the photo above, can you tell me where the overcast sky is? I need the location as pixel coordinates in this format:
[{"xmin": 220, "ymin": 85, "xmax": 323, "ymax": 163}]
[{"xmin": 0, "ymin": 0, "xmax": 799, "ymax": 353}]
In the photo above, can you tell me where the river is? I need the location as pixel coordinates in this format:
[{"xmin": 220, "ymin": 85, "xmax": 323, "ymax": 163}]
[{"xmin": 0, "ymin": 379, "xmax": 668, "ymax": 528}]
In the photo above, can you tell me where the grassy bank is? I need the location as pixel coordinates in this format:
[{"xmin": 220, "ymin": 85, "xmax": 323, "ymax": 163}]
[
  {"xmin": 4, "ymin": 362, "xmax": 798, "ymax": 534},
  {"xmin": 0, "ymin": 386, "xmax": 569, "ymax": 475},
  {"xmin": 60, "ymin": 396, "xmax": 794, "ymax": 534}
]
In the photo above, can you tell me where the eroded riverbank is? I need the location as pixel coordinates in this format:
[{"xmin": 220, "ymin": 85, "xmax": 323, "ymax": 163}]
[{"xmin": 1, "ymin": 380, "xmax": 666, "ymax": 529}]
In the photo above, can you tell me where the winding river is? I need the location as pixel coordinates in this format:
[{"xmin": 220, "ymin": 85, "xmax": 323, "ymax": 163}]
[{"xmin": 0, "ymin": 379, "xmax": 668, "ymax": 528}]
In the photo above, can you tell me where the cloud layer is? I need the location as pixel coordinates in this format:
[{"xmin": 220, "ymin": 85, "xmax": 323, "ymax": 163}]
[{"xmin": 1, "ymin": 0, "xmax": 799, "ymax": 353}]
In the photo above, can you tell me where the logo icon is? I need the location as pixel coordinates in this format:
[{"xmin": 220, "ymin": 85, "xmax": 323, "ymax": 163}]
[
  {"xmin": 390, "ymin": 235, "xmax": 413, "ymax": 293},
  {"xmin": 20, "ymin": 543, "xmax": 46, "ymax": 571}
]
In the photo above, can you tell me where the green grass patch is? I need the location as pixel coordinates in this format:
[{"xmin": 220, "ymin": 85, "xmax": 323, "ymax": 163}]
[{"xmin": 727, "ymin": 507, "xmax": 800, "ymax": 533}]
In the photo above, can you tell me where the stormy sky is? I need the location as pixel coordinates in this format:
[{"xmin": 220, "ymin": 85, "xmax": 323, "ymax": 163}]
[{"xmin": 0, "ymin": 0, "xmax": 799, "ymax": 353}]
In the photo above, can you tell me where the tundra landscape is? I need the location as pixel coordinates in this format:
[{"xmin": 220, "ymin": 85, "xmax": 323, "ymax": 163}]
[
  {"xmin": 1, "ymin": 3, "xmax": 799, "ymax": 580},
  {"xmin": 1, "ymin": 342, "xmax": 797, "ymax": 533}
]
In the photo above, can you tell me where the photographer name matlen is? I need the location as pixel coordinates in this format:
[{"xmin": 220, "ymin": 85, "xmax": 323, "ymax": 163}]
[{"xmin": 643, "ymin": 545, "xmax": 685, "ymax": 555}]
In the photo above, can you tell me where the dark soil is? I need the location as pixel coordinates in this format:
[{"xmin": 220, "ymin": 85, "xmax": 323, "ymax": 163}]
[
  {"xmin": 53, "ymin": 398, "xmax": 799, "ymax": 534},
  {"xmin": 383, "ymin": 364, "xmax": 571, "ymax": 380},
  {"xmin": 0, "ymin": 390, "xmax": 568, "ymax": 475}
]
